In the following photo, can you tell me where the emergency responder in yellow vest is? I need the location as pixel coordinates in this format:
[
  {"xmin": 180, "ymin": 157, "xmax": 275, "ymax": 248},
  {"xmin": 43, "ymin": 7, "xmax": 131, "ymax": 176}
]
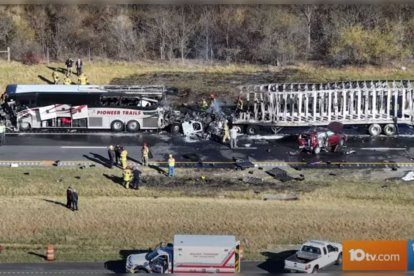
[
  {"xmin": 63, "ymin": 76, "xmax": 72, "ymax": 85},
  {"xmin": 142, "ymin": 143, "xmax": 149, "ymax": 166},
  {"xmin": 237, "ymin": 97, "xmax": 244, "ymax": 111},
  {"xmin": 123, "ymin": 167, "xmax": 133, "ymax": 189},
  {"xmin": 78, "ymin": 73, "xmax": 88, "ymax": 85},
  {"xmin": 222, "ymin": 120, "xmax": 230, "ymax": 143},
  {"xmin": 200, "ymin": 98, "xmax": 208, "ymax": 111},
  {"xmin": 120, "ymin": 147, "xmax": 128, "ymax": 169},
  {"xmin": 168, "ymin": 154, "xmax": 175, "ymax": 177},
  {"xmin": 52, "ymin": 69, "xmax": 59, "ymax": 84},
  {"xmin": 0, "ymin": 122, "xmax": 6, "ymax": 145}
]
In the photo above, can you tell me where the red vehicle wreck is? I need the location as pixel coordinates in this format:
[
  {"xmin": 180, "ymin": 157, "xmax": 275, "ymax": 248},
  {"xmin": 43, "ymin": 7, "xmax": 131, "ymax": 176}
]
[{"xmin": 298, "ymin": 123, "xmax": 347, "ymax": 154}]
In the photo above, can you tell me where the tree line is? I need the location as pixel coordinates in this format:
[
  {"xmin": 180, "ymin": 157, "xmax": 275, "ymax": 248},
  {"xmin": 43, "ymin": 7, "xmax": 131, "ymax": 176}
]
[{"xmin": 0, "ymin": 4, "xmax": 413, "ymax": 66}]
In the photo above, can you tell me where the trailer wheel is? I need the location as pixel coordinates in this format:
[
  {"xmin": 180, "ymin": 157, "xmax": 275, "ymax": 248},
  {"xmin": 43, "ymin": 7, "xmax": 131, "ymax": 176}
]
[
  {"xmin": 126, "ymin": 120, "xmax": 140, "ymax": 133},
  {"xmin": 111, "ymin": 120, "xmax": 124, "ymax": 132},
  {"xmin": 314, "ymin": 147, "xmax": 321, "ymax": 154},
  {"xmin": 383, "ymin": 124, "xmax": 396, "ymax": 136},
  {"xmin": 133, "ymin": 268, "xmax": 149, "ymax": 273},
  {"xmin": 368, "ymin": 124, "xmax": 381, "ymax": 136},
  {"xmin": 169, "ymin": 123, "xmax": 181, "ymax": 135},
  {"xmin": 245, "ymin": 125, "xmax": 258, "ymax": 135},
  {"xmin": 19, "ymin": 121, "xmax": 31, "ymax": 131},
  {"xmin": 312, "ymin": 266, "xmax": 319, "ymax": 273},
  {"xmin": 336, "ymin": 253, "xmax": 343, "ymax": 265}
]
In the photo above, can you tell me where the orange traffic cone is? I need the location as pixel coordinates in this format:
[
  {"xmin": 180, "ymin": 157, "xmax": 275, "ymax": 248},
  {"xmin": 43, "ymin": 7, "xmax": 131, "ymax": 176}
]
[{"xmin": 46, "ymin": 244, "xmax": 55, "ymax": 261}]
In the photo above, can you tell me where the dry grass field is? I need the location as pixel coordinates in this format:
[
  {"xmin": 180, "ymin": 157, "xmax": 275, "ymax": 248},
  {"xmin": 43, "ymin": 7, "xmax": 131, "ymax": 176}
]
[{"xmin": 1, "ymin": 166, "xmax": 414, "ymax": 262}]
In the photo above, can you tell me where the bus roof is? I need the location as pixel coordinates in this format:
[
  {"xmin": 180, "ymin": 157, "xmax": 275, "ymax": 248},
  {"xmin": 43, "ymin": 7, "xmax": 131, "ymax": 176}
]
[{"xmin": 5, "ymin": 84, "xmax": 166, "ymax": 95}]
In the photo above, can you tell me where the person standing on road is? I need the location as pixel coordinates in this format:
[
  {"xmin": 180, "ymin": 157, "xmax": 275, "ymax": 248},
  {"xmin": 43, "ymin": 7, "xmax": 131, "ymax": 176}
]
[
  {"xmin": 132, "ymin": 166, "xmax": 141, "ymax": 190},
  {"xmin": 123, "ymin": 166, "xmax": 133, "ymax": 189},
  {"xmin": 141, "ymin": 143, "xmax": 150, "ymax": 166},
  {"xmin": 71, "ymin": 189, "xmax": 78, "ymax": 211},
  {"xmin": 168, "ymin": 154, "xmax": 175, "ymax": 177},
  {"xmin": 222, "ymin": 120, "xmax": 230, "ymax": 144},
  {"xmin": 66, "ymin": 186, "xmax": 73, "ymax": 209},
  {"xmin": 115, "ymin": 145, "xmax": 121, "ymax": 166},
  {"xmin": 230, "ymin": 126, "xmax": 241, "ymax": 149},
  {"xmin": 0, "ymin": 122, "xmax": 6, "ymax": 145},
  {"xmin": 75, "ymin": 58, "xmax": 83, "ymax": 76},
  {"xmin": 120, "ymin": 146, "xmax": 128, "ymax": 169},
  {"xmin": 107, "ymin": 145, "xmax": 115, "ymax": 169}
]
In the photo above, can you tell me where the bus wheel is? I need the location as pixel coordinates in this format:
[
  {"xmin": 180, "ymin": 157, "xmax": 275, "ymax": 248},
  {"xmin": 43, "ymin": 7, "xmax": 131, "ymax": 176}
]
[
  {"xmin": 245, "ymin": 125, "xmax": 258, "ymax": 135},
  {"xmin": 383, "ymin": 124, "xmax": 396, "ymax": 136},
  {"xmin": 368, "ymin": 124, "xmax": 381, "ymax": 136},
  {"xmin": 169, "ymin": 124, "xmax": 181, "ymax": 135},
  {"xmin": 111, "ymin": 120, "xmax": 124, "ymax": 132},
  {"xmin": 126, "ymin": 120, "xmax": 140, "ymax": 133},
  {"xmin": 19, "ymin": 122, "xmax": 31, "ymax": 131}
]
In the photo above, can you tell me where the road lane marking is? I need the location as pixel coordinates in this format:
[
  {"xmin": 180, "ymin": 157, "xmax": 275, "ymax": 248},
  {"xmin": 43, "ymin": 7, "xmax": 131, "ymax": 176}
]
[
  {"xmin": 60, "ymin": 146, "xmax": 107, "ymax": 149},
  {"xmin": 360, "ymin": 147, "xmax": 407, "ymax": 151}
]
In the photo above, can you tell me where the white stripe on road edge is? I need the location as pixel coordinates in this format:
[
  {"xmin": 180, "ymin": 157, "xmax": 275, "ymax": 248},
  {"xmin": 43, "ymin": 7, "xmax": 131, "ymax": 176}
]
[
  {"xmin": 60, "ymin": 146, "xmax": 107, "ymax": 149},
  {"xmin": 360, "ymin": 147, "xmax": 407, "ymax": 151}
]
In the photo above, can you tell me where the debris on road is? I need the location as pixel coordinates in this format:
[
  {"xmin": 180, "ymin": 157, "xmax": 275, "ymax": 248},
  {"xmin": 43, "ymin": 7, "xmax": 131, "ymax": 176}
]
[
  {"xmin": 345, "ymin": 150, "xmax": 356, "ymax": 155},
  {"xmin": 234, "ymin": 158, "xmax": 255, "ymax": 170},
  {"xmin": 266, "ymin": 167, "xmax": 295, "ymax": 182},
  {"xmin": 402, "ymin": 171, "xmax": 414, "ymax": 181},
  {"xmin": 263, "ymin": 193, "xmax": 298, "ymax": 201},
  {"xmin": 243, "ymin": 175, "xmax": 263, "ymax": 185}
]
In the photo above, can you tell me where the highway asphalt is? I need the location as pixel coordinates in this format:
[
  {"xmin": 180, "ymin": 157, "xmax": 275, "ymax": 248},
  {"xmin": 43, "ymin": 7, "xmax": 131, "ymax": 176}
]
[
  {"xmin": 1, "ymin": 132, "xmax": 414, "ymax": 168},
  {"xmin": 0, "ymin": 259, "xmax": 342, "ymax": 274}
]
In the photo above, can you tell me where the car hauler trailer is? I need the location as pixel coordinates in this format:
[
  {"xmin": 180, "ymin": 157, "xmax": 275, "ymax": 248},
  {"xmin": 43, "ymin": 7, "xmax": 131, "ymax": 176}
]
[
  {"xmin": 126, "ymin": 234, "xmax": 241, "ymax": 273},
  {"xmin": 234, "ymin": 80, "xmax": 414, "ymax": 136}
]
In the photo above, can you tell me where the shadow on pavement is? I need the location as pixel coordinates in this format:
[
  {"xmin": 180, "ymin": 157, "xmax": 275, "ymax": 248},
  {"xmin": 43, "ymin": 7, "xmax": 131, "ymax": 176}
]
[
  {"xmin": 257, "ymin": 250, "xmax": 297, "ymax": 273},
  {"xmin": 149, "ymin": 164, "xmax": 166, "ymax": 175},
  {"xmin": 83, "ymin": 153, "xmax": 110, "ymax": 168},
  {"xmin": 105, "ymin": 249, "xmax": 149, "ymax": 273}
]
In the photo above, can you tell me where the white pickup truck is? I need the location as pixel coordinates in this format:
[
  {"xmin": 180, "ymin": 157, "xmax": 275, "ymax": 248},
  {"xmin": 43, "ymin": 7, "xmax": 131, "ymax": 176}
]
[{"xmin": 284, "ymin": 240, "xmax": 342, "ymax": 273}]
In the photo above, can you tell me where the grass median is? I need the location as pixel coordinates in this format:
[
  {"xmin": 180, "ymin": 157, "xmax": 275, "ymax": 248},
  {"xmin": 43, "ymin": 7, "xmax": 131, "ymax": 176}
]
[{"xmin": 1, "ymin": 166, "xmax": 414, "ymax": 262}]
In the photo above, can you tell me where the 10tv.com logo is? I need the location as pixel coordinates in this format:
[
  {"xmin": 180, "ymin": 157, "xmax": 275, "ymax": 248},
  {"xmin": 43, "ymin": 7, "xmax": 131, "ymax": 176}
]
[{"xmin": 343, "ymin": 240, "xmax": 414, "ymax": 271}]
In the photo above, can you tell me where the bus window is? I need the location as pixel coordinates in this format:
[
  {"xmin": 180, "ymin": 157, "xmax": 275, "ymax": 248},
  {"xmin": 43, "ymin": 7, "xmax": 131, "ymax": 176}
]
[
  {"xmin": 100, "ymin": 96, "xmax": 120, "ymax": 107},
  {"xmin": 120, "ymin": 97, "xmax": 139, "ymax": 107}
]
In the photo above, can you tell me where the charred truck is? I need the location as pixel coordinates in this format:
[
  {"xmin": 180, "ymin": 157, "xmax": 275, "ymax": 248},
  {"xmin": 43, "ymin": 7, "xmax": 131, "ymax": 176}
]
[{"xmin": 234, "ymin": 80, "xmax": 414, "ymax": 136}]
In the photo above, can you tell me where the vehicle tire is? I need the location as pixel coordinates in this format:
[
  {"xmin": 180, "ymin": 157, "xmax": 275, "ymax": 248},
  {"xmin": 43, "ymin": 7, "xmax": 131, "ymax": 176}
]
[
  {"xmin": 314, "ymin": 147, "xmax": 321, "ymax": 154},
  {"xmin": 126, "ymin": 120, "xmax": 140, "ymax": 133},
  {"xmin": 133, "ymin": 268, "xmax": 149, "ymax": 273},
  {"xmin": 383, "ymin": 124, "xmax": 397, "ymax": 136},
  {"xmin": 169, "ymin": 123, "xmax": 181, "ymax": 135},
  {"xmin": 245, "ymin": 125, "xmax": 258, "ymax": 135},
  {"xmin": 111, "ymin": 120, "xmax": 124, "ymax": 132},
  {"xmin": 336, "ymin": 253, "xmax": 343, "ymax": 265},
  {"xmin": 19, "ymin": 121, "xmax": 31, "ymax": 131},
  {"xmin": 312, "ymin": 266, "xmax": 319, "ymax": 273},
  {"xmin": 368, "ymin": 123, "xmax": 381, "ymax": 136}
]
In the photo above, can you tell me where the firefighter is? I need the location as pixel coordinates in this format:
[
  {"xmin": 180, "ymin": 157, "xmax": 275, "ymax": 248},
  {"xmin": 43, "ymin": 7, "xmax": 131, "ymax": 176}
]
[
  {"xmin": 120, "ymin": 147, "xmax": 128, "ymax": 169},
  {"xmin": 63, "ymin": 76, "xmax": 72, "ymax": 85},
  {"xmin": 123, "ymin": 166, "xmax": 133, "ymax": 189},
  {"xmin": 199, "ymin": 98, "xmax": 208, "ymax": 111},
  {"xmin": 107, "ymin": 145, "xmax": 115, "ymax": 169},
  {"xmin": 78, "ymin": 73, "xmax": 88, "ymax": 85},
  {"xmin": 222, "ymin": 120, "xmax": 230, "ymax": 143},
  {"xmin": 168, "ymin": 154, "xmax": 175, "ymax": 177},
  {"xmin": 52, "ymin": 69, "xmax": 59, "ymax": 84},
  {"xmin": 141, "ymin": 143, "xmax": 150, "ymax": 166},
  {"xmin": 237, "ymin": 97, "xmax": 245, "ymax": 111}
]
